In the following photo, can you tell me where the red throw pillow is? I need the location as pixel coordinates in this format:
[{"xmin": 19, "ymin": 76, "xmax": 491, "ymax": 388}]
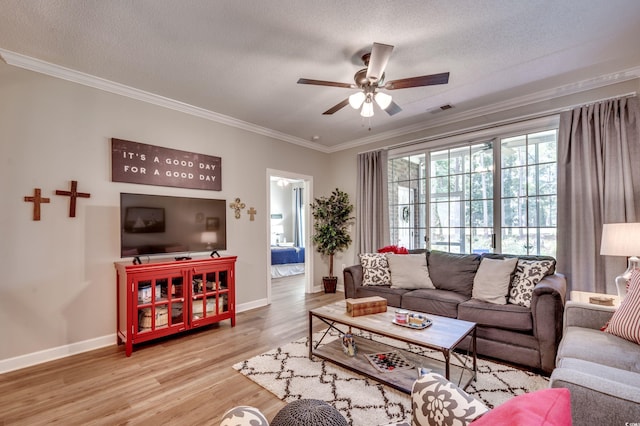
[
  {"xmin": 470, "ymin": 388, "xmax": 571, "ymax": 426},
  {"xmin": 377, "ymin": 245, "xmax": 409, "ymax": 254}
]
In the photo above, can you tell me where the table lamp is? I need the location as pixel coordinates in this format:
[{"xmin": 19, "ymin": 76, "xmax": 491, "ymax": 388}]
[{"xmin": 600, "ymin": 222, "xmax": 640, "ymax": 299}]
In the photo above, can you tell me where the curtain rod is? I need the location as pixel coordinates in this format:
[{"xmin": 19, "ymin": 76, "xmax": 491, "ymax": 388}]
[
  {"xmin": 359, "ymin": 91, "xmax": 637, "ymax": 155},
  {"xmin": 559, "ymin": 91, "xmax": 636, "ymax": 112}
]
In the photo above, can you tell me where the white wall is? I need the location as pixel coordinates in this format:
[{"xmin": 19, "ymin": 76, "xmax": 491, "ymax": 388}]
[{"xmin": 0, "ymin": 61, "xmax": 331, "ymax": 365}]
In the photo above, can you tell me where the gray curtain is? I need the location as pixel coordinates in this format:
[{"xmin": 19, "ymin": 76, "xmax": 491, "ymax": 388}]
[
  {"xmin": 293, "ymin": 187, "xmax": 304, "ymax": 247},
  {"xmin": 557, "ymin": 96, "xmax": 640, "ymax": 293},
  {"xmin": 356, "ymin": 150, "xmax": 389, "ymax": 254}
]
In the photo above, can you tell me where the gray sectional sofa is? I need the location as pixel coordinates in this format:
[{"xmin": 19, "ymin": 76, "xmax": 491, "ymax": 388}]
[
  {"xmin": 550, "ymin": 301, "xmax": 640, "ymax": 425},
  {"xmin": 343, "ymin": 250, "xmax": 567, "ymax": 373}
]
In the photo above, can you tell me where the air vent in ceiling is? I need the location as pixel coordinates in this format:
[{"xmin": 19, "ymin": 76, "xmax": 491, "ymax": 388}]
[{"xmin": 429, "ymin": 104, "xmax": 453, "ymax": 114}]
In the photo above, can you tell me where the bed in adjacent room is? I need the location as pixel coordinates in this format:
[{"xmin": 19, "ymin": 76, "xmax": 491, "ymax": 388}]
[{"xmin": 271, "ymin": 245, "xmax": 305, "ymax": 278}]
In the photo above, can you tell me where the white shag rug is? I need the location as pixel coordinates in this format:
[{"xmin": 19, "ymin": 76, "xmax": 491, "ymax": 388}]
[{"xmin": 233, "ymin": 330, "xmax": 548, "ymax": 426}]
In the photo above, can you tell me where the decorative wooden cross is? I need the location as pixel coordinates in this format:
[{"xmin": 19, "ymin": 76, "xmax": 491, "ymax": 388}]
[
  {"xmin": 55, "ymin": 180, "xmax": 91, "ymax": 218},
  {"xmin": 247, "ymin": 207, "xmax": 257, "ymax": 221},
  {"xmin": 24, "ymin": 188, "xmax": 50, "ymax": 221},
  {"xmin": 229, "ymin": 198, "xmax": 245, "ymax": 219}
]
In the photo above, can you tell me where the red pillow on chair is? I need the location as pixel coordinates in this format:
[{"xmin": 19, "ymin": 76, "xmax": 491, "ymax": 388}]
[{"xmin": 471, "ymin": 388, "xmax": 571, "ymax": 426}]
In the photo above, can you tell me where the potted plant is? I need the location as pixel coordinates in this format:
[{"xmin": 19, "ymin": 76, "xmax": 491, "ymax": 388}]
[{"xmin": 310, "ymin": 188, "xmax": 354, "ymax": 293}]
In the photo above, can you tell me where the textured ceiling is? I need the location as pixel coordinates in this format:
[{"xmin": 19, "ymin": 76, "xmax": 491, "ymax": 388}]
[{"xmin": 1, "ymin": 0, "xmax": 640, "ymax": 152}]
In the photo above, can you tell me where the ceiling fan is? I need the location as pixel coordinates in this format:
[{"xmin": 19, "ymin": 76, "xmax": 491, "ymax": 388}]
[{"xmin": 297, "ymin": 42, "xmax": 449, "ymax": 117}]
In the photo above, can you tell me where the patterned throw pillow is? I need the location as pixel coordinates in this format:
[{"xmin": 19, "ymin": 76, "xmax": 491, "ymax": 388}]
[
  {"xmin": 508, "ymin": 259, "xmax": 555, "ymax": 308},
  {"xmin": 220, "ymin": 406, "xmax": 269, "ymax": 426},
  {"xmin": 411, "ymin": 372, "xmax": 489, "ymax": 426},
  {"xmin": 605, "ymin": 268, "xmax": 640, "ymax": 344},
  {"xmin": 359, "ymin": 253, "xmax": 392, "ymax": 286}
]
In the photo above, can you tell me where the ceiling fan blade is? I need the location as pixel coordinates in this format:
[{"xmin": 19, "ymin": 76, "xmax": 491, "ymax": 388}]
[
  {"xmin": 384, "ymin": 72, "xmax": 450, "ymax": 90},
  {"xmin": 365, "ymin": 42, "xmax": 394, "ymax": 83},
  {"xmin": 384, "ymin": 101, "xmax": 403, "ymax": 116},
  {"xmin": 322, "ymin": 98, "xmax": 350, "ymax": 115},
  {"xmin": 297, "ymin": 78, "xmax": 355, "ymax": 89}
]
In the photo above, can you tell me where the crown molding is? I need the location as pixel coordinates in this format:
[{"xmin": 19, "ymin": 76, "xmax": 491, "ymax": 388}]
[
  {"xmin": 0, "ymin": 48, "xmax": 332, "ymax": 154},
  {"xmin": 328, "ymin": 66, "xmax": 640, "ymax": 153},
  {"xmin": 3, "ymin": 48, "xmax": 638, "ymax": 155}
]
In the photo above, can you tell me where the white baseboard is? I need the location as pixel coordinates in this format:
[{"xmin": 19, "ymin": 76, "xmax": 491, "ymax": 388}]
[
  {"xmin": 0, "ymin": 334, "xmax": 116, "ymax": 374},
  {"xmin": 0, "ymin": 297, "xmax": 321, "ymax": 374},
  {"xmin": 236, "ymin": 298, "xmax": 268, "ymax": 312}
]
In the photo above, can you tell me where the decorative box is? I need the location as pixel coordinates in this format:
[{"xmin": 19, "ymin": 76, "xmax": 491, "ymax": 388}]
[
  {"xmin": 138, "ymin": 284, "xmax": 161, "ymax": 303},
  {"xmin": 138, "ymin": 306, "xmax": 168, "ymax": 331},
  {"xmin": 346, "ymin": 296, "xmax": 387, "ymax": 317}
]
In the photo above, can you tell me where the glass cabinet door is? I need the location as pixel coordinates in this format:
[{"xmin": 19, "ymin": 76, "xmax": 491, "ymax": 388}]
[
  {"xmin": 135, "ymin": 273, "xmax": 185, "ymax": 334},
  {"xmin": 191, "ymin": 269, "xmax": 229, "ymax": 322}
]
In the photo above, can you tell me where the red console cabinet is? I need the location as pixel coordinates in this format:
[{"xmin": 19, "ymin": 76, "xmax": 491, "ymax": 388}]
[{"xmin": 115, "ymin": 256, "xmax": 237, "ymax": 356}]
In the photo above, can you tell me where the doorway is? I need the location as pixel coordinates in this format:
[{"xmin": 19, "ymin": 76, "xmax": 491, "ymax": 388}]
[{"xmin": 266, "ymin": 169, "xmax": 314, "ymax": 303}]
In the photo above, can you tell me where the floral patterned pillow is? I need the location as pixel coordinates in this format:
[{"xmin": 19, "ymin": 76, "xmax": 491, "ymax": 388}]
[
  {"xmin": 359, "ymin": 253, "xmax": 392, "ymax": 286},
  {"xmin": 508, "ymin": 259, "xmax": 555, "ymax": 308},
  {"xmin": 412, "ymin": 372, "xmax": 489, "ymax": 426}
]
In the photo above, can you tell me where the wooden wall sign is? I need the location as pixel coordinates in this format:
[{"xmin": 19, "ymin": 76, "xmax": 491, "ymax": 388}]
[{"xmin": 111, "ymin": 138, "xmax": 222, "ymax": 191}]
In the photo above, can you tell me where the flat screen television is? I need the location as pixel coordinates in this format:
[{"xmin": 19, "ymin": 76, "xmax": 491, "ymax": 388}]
[{"xmin": 120, "ymin": 192, "xmax": 227, "ymax": 258}]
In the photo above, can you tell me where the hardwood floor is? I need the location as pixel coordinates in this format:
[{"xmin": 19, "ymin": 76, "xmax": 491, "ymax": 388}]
[{"xmin": 0, "ymin": 277, "xmax": 343, "ymax": 425}]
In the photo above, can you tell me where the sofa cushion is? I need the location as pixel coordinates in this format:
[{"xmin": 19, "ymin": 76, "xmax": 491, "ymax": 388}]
[
  {"xmin": 401, "ymin": 289, "xmax": 469, "ymax": 318},
  {"xmin": 359, "ymin": 253, "xmax": 391, "ymax": 286},
  {"xmin": 427, "ymin": 250, "xmax": 481, "ymax": 297},
  {"xmin": 557, "ymin": 326, "xmax": 640, "ymax": 373},
  {"xmin": 354, "ymin": 285, "xmax": 408, "ymax": 308},
  {"xmin": 555, "ymin": 357, "xmax": 640, "ymax": 390},
  {"xmin": 387, "ymin": 253, "xmax": 435, "ymax": 290},
  {"xmin": 604, "ymin": 268, "xmax": 640, "ymax": 344},
  {"xmin": 412, "ymin": 371, "xmax": 489, "ymax": 426},
  {"xmin": 458, "ymin": 299, "xmax": 533, "ymax": 331},
  {"xmin": 470, "ymin": 388, "xmax": 571, "ymax": 426},
  {"xmin": 472, "ymin": 257, "xmax": 518, "ymax": 305}
]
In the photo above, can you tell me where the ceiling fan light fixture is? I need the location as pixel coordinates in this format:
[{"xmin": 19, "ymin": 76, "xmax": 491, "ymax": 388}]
[
  {"xmin": 360, "ymin": 99, "xmax": 374, "ymax": 117},
  {"xmin": 374, "ymin": 92, "xmax": 392, "ymax": 110},
  {"xmin": 348, "ymin": 92, "xmax": 366, "ymax": 109}
]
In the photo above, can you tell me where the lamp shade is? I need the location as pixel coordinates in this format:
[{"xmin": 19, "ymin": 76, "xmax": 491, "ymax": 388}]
[
  {"xmin": 348, "ymin": 92, "xmax": 365, "ymax": 109},
  {"xmin": 374, "ymin": 92, "xmax": 392, "ymax": 110},
  {"xmin": 201, "ymin": 231, "xmax": 218, "ymax": 244},
  {"xmin": 600, "ymin": 223, "xmax": 640, "ymax": 256},
  {"xmin": 360, "ymin": 100, "xmax": 374, "ymax": 117}
]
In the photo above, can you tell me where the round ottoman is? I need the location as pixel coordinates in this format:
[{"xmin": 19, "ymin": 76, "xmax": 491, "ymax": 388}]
[{"xmin": 270, "ymin": 399, "xmax": 348, "ymax": 426}]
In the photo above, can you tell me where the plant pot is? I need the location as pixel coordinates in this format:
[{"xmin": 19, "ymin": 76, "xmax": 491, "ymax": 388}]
[{"xmin": 323, "ymin": 276, "xmax": 338, "ymax": 293}]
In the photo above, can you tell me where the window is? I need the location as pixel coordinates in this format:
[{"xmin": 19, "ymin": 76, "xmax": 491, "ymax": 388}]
[
  {"xmin": 500, "ymin": 130, "xmax": 557, "ymax": 255},
  {"xmin": 388, "ymin": 154, "xmax": 427, "ymax": 250},
  {"xmin": 387, "ymin": 126, "xmax": 558, "ymax": 256},
  {"xmin": 429, "ymin": 143, "xmax": 494, "ymax": 254}
]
